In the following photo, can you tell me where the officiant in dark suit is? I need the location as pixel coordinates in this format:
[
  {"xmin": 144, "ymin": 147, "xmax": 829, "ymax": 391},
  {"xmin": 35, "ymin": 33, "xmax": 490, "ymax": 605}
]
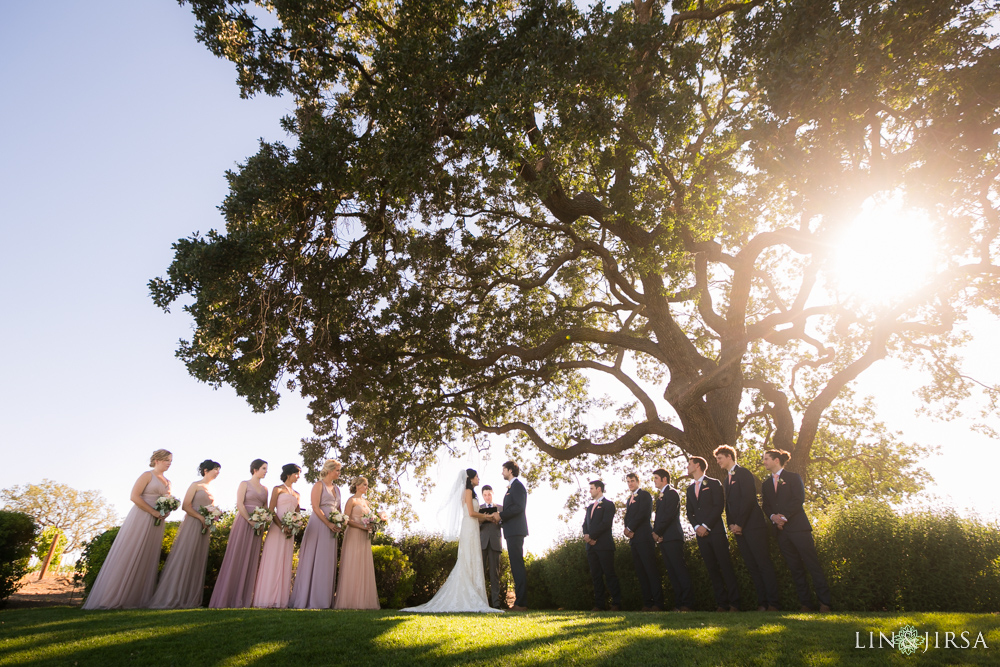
[
  {"xmin": 623, "ymin": 472, "xmax": 663, "ymax": 611},
  {"xmin": 686, "ymin": 456, "xmax": 740, "ymax": 611},
  {"xmin": 652, "ymin": 468, "xmax": 693, "ymax": 611},
  {"xmin": 761, "ymin": 449, "xmax": 831, "ymax": 612},
  {"xmin": 583, "ymin": 479, "xmax": 621, "ymax": 611},
  {"xmin": 479, "ymin": 484, "xmax": 504, "ymax": 609},
  {"xmin": 715, "ymin": 445, "xmax": 780, "ymax": 611}
]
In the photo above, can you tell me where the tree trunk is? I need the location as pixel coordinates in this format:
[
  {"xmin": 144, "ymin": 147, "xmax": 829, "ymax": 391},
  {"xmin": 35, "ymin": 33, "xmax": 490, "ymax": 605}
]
[{"xmin": 37, "ymin": 528, "xmax": 60, "ymax": 581}]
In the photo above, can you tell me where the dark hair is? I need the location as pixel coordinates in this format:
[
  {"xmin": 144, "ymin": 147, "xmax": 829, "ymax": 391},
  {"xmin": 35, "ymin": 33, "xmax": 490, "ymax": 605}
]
[
  {"xmin": 764, "ymin": 449, "xmax": 791, "ymax": 466},
  {"xmin": 589, "ymin": 479, "xmax": 605, "ymax": 492},
  {"xmin": 250, "ymin": 459, "xmax": 267, "ymax": 474},
  {"xmin": 280, "ymin": 463, "xmax": 301, "ymax": 482},
  {"xmin": 482, "ymin": 484, "xmax": 493, "ymax": 493},
  {"xmin": 713, "ymin": 445, "xmax": 737, "ymax": 461},
  {"xmin": 466, "ymin": 468, "xmax": 478, "ymax": 499},
  {"xmin": 689, "ymin": 456, "xmax": 708, "ymax": 472},
  {"xmin": 198, "ymin": 459, "xmax": 221, "ymax": 476},
  {"xmin": 626, "ymin": 472, "xmax": 639, "ymax": 482},
  {"xmin": 653, "ymin": 468, "xmax": 670, "ymax": 483},
  {"xmin": 502, "ymin": 460, "xmax": 520, "ymax": 477}
]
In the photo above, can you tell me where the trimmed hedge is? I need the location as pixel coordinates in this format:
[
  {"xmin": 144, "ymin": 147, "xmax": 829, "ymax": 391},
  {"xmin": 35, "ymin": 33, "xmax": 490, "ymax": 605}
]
[
  {"xmin": 0, "ymin": 510, "xmax": 39, "ymax": 605},
  {"xmin": 527, "ymin": 500, "xmax": 1000, "ymax": 612},
  {"xmin": 372, "ymin": 545, "xmax": 416, "ymax": 608}
]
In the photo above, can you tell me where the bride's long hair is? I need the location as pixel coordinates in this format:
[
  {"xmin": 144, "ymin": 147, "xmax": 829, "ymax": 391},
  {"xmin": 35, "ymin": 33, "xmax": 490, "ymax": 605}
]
[{"xmin": 465, "ymin": 468, "xmax": 478, "ymax": 499}]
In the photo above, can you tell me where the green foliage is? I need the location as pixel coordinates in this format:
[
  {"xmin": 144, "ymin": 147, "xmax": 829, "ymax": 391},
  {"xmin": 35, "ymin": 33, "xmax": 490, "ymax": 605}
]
[
  {"xmin": 0, "ymin": 510, "xmax": 38, "ymax": 605},
  {"xmin": 75, "ymin": 526, "xmax": 120, "ymax": 594},
  {"xmin": 1, "ymin": 479, "xmax": 118, "ymax": 554},
  {"xmin": 30, "ymin": 526, "xmax": 68, "ymax": 573},
  {"xmin": 372, "ymin": 544, "xmax": 416, "ymax": 608},
  {"xmin": 392, "ymin": 533, "xmax": 459, "ymax": 606}
]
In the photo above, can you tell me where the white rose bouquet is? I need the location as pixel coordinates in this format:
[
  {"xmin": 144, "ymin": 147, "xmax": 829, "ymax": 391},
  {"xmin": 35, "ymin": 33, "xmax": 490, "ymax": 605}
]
[{"xmin": 153, "ymin": 495, "xmax": 180, "ymax": 526}]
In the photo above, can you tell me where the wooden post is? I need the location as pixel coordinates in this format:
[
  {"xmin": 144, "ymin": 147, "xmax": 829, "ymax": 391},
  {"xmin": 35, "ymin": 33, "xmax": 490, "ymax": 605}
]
[{"xmin": 37, "ymin": 528, "xmax": 60, "ymax": 581}]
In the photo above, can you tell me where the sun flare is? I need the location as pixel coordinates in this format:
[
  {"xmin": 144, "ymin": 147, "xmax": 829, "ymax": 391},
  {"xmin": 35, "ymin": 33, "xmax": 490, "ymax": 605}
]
[{"xmin": 828, "ymin": 198, "xmax": 939, "ymax": 304}]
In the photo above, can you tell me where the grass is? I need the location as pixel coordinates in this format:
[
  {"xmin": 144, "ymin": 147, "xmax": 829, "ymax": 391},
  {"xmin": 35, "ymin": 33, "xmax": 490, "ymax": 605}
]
[{"xmin": 0, "ymin": 608, "xmax": 998, "ymax": 666}]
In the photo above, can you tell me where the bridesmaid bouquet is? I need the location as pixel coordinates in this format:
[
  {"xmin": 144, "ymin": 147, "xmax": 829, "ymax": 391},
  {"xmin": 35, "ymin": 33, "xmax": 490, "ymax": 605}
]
[
  {"xmin": 153, "ymin": 495, "xmax": 180, "ymax": 526},
  {"xmin": 327, "ymin": 508, "xmax": 348, "ymax": 537},
  {"xmin": 362, "ymin": 507, "xmax": 388, "ymax": 534},
  {"xmin": 281, "ymin": 510, "xmax": 307, "ymax": 539},
  {"xmin": 199, "ymin": 505, "xmax": 224, "ymax": 534},
  {"xmin": 249, "ymin": 507, "xmax": 273, "ymax": 536}
]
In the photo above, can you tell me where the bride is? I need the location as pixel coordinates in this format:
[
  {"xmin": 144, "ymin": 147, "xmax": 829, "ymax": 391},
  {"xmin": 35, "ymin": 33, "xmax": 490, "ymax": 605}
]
[{"xmin": 402, "ymin": 468, "xmax": 504, "ymax": 613}]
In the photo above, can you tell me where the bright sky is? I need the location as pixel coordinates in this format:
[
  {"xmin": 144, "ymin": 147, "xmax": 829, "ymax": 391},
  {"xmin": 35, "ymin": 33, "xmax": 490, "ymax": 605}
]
[{"xmin": 1, "ymin": 1, "xmax": 997, "ymax": 559}]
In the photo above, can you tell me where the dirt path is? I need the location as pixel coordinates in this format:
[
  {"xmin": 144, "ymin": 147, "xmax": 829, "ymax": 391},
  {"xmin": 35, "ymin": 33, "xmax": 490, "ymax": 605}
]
[{"xmin": 5, "ymin": 574, "xmax": 83, "ymax": 609}]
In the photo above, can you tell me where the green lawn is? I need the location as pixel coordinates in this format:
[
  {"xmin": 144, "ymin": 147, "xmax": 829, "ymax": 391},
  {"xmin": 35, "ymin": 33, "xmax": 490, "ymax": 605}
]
[{"xmin": 0, "ymin": 608, "xmax": 997, "ymax": 666}]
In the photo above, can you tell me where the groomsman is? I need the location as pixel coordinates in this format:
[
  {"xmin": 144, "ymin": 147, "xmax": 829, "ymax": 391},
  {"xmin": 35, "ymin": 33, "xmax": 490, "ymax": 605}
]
[
  {"xmin": 686, "ymin": 456, "xmax": 740, "ymax": 611},
  {"xmin": 479, "ymin": 485, "xmax": 504, "ymax": 609},
  {"xmin": 623, "ymin": 472, "xmax": 663, "ymax": 611},
  {"xmin": 714, "ymin": 445, "xmax": 780, "ymax": 611},
  {"xmin": 761, "ymin": 449, "xmax": 832, "ymax": 612},
  {"xmin": 651, "ymin": 468, "xmax": 693, "ymax": 611},
  {"xmin": 582, "ymin": 480, "xmax": 621, "ymax": 611}
]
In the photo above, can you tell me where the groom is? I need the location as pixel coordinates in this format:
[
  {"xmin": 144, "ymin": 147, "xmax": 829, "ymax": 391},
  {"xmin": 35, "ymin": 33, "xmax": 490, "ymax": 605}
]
[{"xmin": 499, "ymin": 460, "xmax": 528, "ymax": 611}]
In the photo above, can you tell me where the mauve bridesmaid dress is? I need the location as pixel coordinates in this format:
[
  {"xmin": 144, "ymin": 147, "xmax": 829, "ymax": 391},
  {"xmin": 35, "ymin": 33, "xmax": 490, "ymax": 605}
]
[
  {"xmin": 289, "ymin": 483, "xmax": 341, "ymax": 609},
  {"xmin": 252, "ymin": 491, "xmax": 298, "ymax": 608},
  {"xmin": 333, "ymin": 501, "xmax": 380, "ymax": 610},
  {"xmin": 149, "ymin": 487, "xmax": 214, "ymax": 608},
  {"xmin": 209, "ymin": 482, "xmax": 268, "ymax": 608},
  {"xmin": 82, "ymin": 474, "xmax": 169, "ymax": 609}
]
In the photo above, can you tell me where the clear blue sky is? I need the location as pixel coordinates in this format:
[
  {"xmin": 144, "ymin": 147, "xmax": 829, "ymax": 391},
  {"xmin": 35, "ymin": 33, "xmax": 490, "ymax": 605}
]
[{"xmin": 1, "ymin": 1, "xmax": 997, "ymax": 557}]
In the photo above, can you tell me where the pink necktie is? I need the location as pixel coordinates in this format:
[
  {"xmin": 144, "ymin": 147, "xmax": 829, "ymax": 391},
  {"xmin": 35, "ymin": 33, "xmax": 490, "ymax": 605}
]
[
  {"xmin": 590, "ymin": 502, "xmax": 597, "ymax": 518},
  {"xmin": 695, "ymin": 482, "xmax": 701, "ymax": 499},
  {"xmin": 773, "ymin": 475, "xmax": 779, "ymax": 492}
]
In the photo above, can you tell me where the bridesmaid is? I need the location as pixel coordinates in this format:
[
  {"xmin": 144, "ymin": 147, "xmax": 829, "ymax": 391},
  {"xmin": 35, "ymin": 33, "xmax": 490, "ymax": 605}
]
[
  {"xmin": 289, "ymin": 459, "xmax": 343, "ymax": 609},
  {"xmin": 334, "ymin": 476, "xmax": 380, "ymax": 609},
  {"xmin": 83, "ymin": 449, "xmax": 173, "ymax": 609},
  {"xmin": 252, "ymin": 463, "xmax": 301, "ymax": 608},
  {"xmin": 149, "ymin": 460, "xmax": 221, "ymax": 608},
  {"xmin": 209, "ymin": 459, "xmax": 268, "ymax": 608}
]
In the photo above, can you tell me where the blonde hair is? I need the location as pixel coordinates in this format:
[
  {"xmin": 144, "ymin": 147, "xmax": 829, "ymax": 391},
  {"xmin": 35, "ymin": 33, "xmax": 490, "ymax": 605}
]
[
  {"xmin": 321, "ymin": 459, "xmax": 342, "ymax": 476},
  {"xmin": 350, "ymin": 476, "xmax": 368, "ymax": 494},
  {"xmin": 149, "ymin": 449, "xmax": 172, "ymax": 467}
]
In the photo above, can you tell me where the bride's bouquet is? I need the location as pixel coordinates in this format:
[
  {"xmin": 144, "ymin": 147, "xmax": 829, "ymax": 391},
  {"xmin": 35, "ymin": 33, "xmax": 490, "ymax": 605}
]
[
  {"xmin": 198, "ymin": 505, "xmax": 224, "ymax": 534},
  {"xmin": 327, "ymin": 508, "xmax": 348, "ymax": 537},
  {"xmin": 282, "ymin": 510, "xmax": 308, "ymax": 539},
  {"xmin": 249, "ymin": 507, "xmax": 273, "ymax": 536},
  {"xmin": 362, "ymin": 506, "xmax": 388, "ymax": 535},
  {"xmin": 153, "ymin": 495, "xmax": 180, "ymax": 526}
]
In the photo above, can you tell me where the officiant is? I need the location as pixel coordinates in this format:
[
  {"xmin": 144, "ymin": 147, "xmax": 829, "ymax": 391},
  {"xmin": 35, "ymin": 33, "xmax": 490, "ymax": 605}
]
[{"xmin": 480, "ymin": 484, "xmax": 504, "ymax": 609}]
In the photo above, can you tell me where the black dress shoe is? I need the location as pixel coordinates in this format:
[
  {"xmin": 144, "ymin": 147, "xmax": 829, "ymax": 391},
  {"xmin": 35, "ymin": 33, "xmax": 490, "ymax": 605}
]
[
  {"xmin": 800, "ymin": 605, "xmax": 812, "ymax": 612},
  {"xmin": 678, "ymin": 606, "xmax": 694, "ymax": 612},
  {"xmin": 715, "ymin": 606, "xmax": 728, "ymax": 612},
  {"xmin": 609, "ymin": 604, "xmax": 621, "ymax": 611},
  {"xmin": 641, "ymin": 606, "xmax": 652, "ymax": 612},
  {"xmin": 729, "ymin": 605, "xmax": 740, "ymax": 612},
  {"xmin": 591, "ymin": 606, "xmax": 604, "ymax": 612},
  {"xmin": 757, "ymin": 606, "xmax": 767, "ymax": 612},
  {"xmin": 819, "ymin": 604, "xmax": 832, "ymax": 613},
  {"xmin": 766, "ymin": 605, "xmax": 780, "ymax": 612},
  {"xmin": 650, "ymin": 606, "xmax": 664, "ymax": 612}
]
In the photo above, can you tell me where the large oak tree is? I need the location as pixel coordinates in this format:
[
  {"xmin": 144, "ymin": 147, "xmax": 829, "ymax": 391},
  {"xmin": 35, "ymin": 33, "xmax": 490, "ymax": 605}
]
[{"xmin": 153, "ymin": 0, "xmax": 1000, "ymax": 503}]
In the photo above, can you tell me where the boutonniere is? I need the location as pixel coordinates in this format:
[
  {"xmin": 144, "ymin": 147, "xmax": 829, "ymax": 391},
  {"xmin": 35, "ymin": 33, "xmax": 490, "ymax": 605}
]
[{"xmin": 779, "ymin": 477, "xmax": 787, "ymax": 486}]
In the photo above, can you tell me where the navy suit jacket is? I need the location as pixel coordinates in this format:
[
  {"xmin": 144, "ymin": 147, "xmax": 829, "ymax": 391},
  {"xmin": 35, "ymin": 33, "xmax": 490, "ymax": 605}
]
[
  {"xmin": 723, "ymin": 465, "xmax": 767, "ymax": 530},
  {"xmin": 652, "ymin": 485, "xmax": 685, "ymax": 541},
  {"xmin": 760, "ymin": 470, "xmax": 812, "ymax": 532},
  {"xmin": 685, "ymin": 476, "xmax": 725, "ymax": 533},
  {"xmin": 499, "ymin": 478, "xmax": 528, "ymax": 538},
  {"xmin": 582, "ymin": 497, "xmax": 616, "ymax": 551},
  {"xmin": 623, "ymin": 488, "xmax": 654, "ymax": 540}
]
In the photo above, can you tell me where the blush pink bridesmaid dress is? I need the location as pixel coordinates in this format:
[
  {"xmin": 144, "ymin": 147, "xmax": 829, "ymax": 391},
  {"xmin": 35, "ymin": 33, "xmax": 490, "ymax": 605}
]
[
  {"xmin": 149, "ymin": 487, "xmax": 214, "ymax": 608},
  {"xmin": 333, "ymin": 501, "xmax": 379, "ymax": 610},
  {"xmin": 82, "ymin": 474, "xmax": 169, "ymax": 609},
  {"xmin": 251, "ymin": 491, "xmax": 299, "ymax": 608}
]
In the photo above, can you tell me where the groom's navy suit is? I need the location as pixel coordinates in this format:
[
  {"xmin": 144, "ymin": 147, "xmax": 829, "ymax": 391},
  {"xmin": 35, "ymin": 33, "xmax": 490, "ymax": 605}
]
[
  {"xmin": 686, "ymin": 475, "xmax": 740, "ymax": 608},
  {"xmin": 500, "ymin": 477, "xmax": 528, "ymax": 607},
  {"xmin": 653, "ymin": 484, "xmax": 693, "ymax": 609},
  {"xmin": 724, "ymin": 464, "xmax": 779, "ymax": 609},
  {"xmin": 761, "ymin": 469, "xmax": 831, "ymax": 608},
  {"xmin": 623, "ymin": 488, "xmax": 663, "ymax": 609},
  {"xmin": 582, "ymin": 496, "xmax": 621, "ymax": 609}
]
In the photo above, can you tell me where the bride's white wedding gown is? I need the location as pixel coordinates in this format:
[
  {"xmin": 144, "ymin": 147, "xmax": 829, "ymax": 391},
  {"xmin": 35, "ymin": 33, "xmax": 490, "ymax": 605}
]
[{"xmin": 402, "ymin": 497, "xmax": 503, "ymax": 613}]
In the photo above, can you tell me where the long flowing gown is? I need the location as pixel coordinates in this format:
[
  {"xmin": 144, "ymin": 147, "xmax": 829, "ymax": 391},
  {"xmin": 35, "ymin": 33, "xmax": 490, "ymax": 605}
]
[
  {"xmin": 82, "ymin": 474, "xmax": 169, "ymax": 610},
  {"xmin": 402, "ymin": 497, "xmax": 502, "ymax": 613},
  {"xmin": 149, "ymin": 487, "xmax": 214, "ymax": 608},
  {"xmin": 333, "ymin": 501, "xmax": 380, "ymax": 610},
  {"xmin": 252, "ymin": 491, "xmax": 298, "ymax": 608},
  {"xmin": 209, "ymin": 482, "xmax": 268, "ymax": 608},
  {"xmin": 289, "ymin": 483, "xmax": 341, "ymax": 609}
]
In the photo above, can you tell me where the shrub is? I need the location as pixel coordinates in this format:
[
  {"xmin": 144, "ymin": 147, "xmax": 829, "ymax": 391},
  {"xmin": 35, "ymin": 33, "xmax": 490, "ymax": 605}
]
[
  {"xmin": 372, "ymin": 544, "xmax": 416, "ymax": 608},
  {"xmin": 203, "ymin": 513, "xmax": 235, "ymax": 606},
  {"xmin": 394, "ymin": 533, "xmax": 459, "ymax": 606},
  {"xmin": 0, "ymin": 510, "xmax": 38, "ymax": 605},
  {"xmin": 75, "ymin": 526, "xmax": 120, "ymax": 594}
]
